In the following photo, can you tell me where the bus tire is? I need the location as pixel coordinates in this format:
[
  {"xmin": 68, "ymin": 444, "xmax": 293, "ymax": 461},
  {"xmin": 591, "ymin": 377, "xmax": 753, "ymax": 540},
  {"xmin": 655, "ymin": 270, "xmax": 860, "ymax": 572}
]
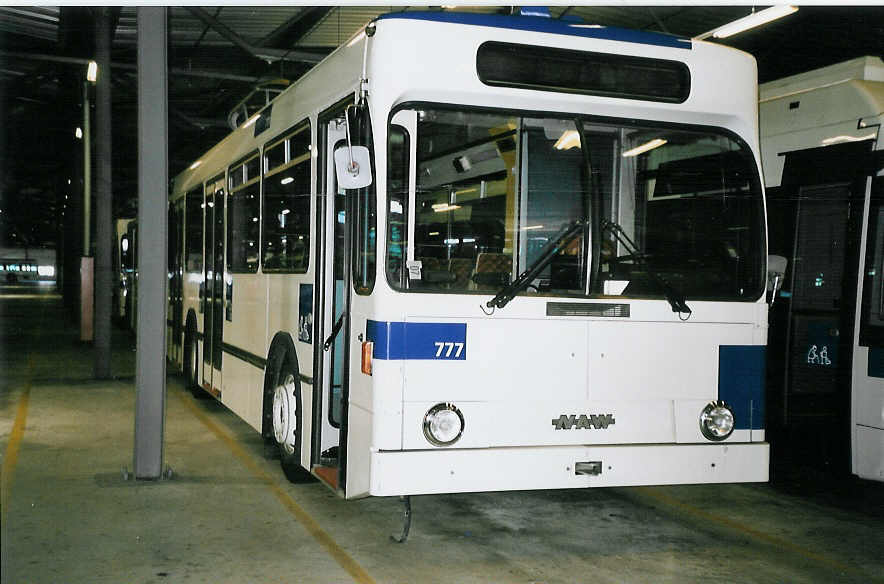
[
  {"xmin": 265, "ymin": 347, "xmax": 314, "ymax": 483},
  {"xmin": 183, "ymin": 323, "xmax": 204, "ymax": 398}
]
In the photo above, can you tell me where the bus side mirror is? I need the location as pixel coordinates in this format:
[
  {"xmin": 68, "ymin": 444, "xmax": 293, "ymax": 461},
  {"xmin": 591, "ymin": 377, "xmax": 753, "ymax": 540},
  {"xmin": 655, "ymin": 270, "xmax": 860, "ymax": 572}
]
[
  {"xmin": 767, "ymin": 254, "xmax": 787, "ymax": 305},
  {"xmin": 334, "ymin": 146, "xmax": 373, "ymax": 190}
]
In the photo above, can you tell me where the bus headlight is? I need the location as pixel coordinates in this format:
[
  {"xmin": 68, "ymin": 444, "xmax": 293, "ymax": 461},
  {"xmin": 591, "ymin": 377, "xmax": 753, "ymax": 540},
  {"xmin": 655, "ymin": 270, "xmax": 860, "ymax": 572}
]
[
  {"xmin": 699, "ymin": 400, "xmax": 735, "ymax": 441},
  {"xmin": 423, "ymin": 403, "xmax": 464, "ymax": 447}
]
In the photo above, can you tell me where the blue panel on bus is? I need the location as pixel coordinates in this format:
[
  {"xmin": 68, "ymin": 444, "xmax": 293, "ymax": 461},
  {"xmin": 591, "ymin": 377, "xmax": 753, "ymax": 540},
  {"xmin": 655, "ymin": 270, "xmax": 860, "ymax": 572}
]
[
  {"xmin": 376, "ymin": 12, "xmax": 692, "ymax": 50},
  {"xmin": 366, "ymin": 320, "xmax": 467, "ymax": 360},
  {"xmin": 718, "ymin": 345, "xmax": 766, "ymax": 430},
  {"xmin": 870, "ymin": 347, "xmax": 884, "ymax": 378}
]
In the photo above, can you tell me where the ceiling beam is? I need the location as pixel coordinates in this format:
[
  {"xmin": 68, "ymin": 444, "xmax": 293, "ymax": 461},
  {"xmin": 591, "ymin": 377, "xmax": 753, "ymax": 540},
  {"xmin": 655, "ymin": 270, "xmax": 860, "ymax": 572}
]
[
  {"xmin": 259, "ymin": 7, "xmax": 333, "ymax": 49},
  {"xmin": 185, "ymin": 7, "xmax": 325, "ymax": 64},
  {"xmin": 0, "ymin": 50, "xmax": 260, "ymax": 82}
]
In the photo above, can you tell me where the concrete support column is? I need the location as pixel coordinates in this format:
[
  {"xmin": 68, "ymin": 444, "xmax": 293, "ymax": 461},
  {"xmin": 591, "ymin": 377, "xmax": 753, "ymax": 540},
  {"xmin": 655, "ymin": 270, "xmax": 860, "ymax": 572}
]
[
  {"xmin": 134, "ymin": 7, "xmax": 168, "ymax": 480},
  {"xmin": 93, "ymin": 7, "xmax": 113, "ymax": 378},
  {"xmin": 80, "ymin": 80, "xmax": 93, "ymax": 342}
]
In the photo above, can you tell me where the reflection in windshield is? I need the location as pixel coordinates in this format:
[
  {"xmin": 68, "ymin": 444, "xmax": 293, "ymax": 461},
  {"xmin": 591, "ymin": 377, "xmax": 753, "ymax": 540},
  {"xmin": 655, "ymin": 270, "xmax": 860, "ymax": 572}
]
[{"xmin": 386, "ymin": 107, "xmax": 765, "ymax": 303}]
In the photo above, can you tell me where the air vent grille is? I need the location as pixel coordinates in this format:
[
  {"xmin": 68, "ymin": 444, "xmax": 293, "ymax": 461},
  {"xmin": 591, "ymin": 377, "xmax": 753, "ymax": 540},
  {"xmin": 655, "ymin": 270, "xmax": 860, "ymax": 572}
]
[{"xmin": 546, "ymin": 302, "xmax": 630, "ymax": 317}]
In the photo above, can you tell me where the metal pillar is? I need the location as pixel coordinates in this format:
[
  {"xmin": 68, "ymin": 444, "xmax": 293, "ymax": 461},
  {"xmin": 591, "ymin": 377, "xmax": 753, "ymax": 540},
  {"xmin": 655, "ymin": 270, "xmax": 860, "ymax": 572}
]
[
  {"xmin": 80, "ymin": 80, "xmax": 93, "ymax": 342},
  {"xmin": 82, "ymin": 81, "xmax": 91, "ymax": 254},
  {"xmin": 94, "ymin": 7, "xmax": 113, "ymax": 378},
  {"xmin": 134, "ymin": 7, "xmax": 168, "ymax": 480}
]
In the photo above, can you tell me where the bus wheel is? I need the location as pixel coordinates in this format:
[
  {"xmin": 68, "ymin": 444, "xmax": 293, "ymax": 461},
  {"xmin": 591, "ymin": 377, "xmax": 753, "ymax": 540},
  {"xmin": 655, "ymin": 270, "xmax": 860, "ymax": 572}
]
[
  {"xmin": 269, "ymin": 354, "xmax": 313, "ymax": 483},
  {"xmin": 183, "ymin": 327, "xmax": 204, "ymax": 398}
]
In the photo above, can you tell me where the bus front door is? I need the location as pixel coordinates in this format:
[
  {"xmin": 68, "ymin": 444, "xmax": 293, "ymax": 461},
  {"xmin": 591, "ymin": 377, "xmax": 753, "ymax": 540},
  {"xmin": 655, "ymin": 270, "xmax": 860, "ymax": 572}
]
[
  {"xmin": 202, "ymin": 178, "xmax": 225, "ymax": 397},
  {"xmin": 313, "ymin": 113, "xmax": 351, "ymax": 491}
]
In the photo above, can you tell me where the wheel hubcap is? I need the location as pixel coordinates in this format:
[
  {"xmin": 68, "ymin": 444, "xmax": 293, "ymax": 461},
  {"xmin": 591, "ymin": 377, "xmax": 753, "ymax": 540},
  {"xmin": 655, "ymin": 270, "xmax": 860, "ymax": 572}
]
[{"xmin": 272, "ymin": 373, "xmax": 297, "ymax": 454}]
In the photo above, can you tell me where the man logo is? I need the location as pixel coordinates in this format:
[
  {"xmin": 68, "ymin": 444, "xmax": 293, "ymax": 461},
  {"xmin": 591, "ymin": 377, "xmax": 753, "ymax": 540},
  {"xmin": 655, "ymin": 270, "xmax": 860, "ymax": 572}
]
[{"xmin": 551, "ymin": 413, "xmax": 616, "ymax": 430}]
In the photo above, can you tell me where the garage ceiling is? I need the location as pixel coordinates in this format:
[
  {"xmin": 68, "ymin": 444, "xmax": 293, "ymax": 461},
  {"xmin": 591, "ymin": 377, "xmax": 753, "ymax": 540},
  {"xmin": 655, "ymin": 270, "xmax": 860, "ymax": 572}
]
[{"xmin": 1, "ymin": 5, "xmax": 882, "ymax": 247}]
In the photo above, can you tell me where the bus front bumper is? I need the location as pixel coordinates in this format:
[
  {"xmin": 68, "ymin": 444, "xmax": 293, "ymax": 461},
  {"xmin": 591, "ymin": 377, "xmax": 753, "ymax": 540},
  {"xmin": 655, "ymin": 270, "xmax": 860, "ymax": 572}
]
[{"xmin": 369, "ymin": 442, "xmax": 769, "ymax": 496}]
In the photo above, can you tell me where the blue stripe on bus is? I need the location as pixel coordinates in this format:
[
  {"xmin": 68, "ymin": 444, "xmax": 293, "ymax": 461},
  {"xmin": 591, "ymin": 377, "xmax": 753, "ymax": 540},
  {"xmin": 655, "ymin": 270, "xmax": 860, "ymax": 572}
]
[
  {"xmin": 376, "ymin": 11, "xmax": 692, "ymax": 50},
  {"xmin": 719, "ymin": 345, "xmax": 766, "ymax": 430},
  {"xmin": 366, "ymin": 320, "xmax": 467, "ymax": 360}
]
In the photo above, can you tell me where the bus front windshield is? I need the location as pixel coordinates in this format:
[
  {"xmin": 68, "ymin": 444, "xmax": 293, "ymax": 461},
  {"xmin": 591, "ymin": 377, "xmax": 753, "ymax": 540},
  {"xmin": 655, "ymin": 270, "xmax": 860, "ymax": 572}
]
[{"xmin": 386, "ymin": 106, "xmax": 765, "ymax": 302}]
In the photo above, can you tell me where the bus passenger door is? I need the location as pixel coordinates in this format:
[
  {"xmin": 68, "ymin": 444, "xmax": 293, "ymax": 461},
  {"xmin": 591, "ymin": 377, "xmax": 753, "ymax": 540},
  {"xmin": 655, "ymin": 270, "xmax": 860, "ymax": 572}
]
[
  {"xmin": 202, "ymin": 177, "xmax": 225, "ymax": 397},
  {"xmin": 168, "ymin": 201, "xmax": 184, "ymax": 365},
  {"xmin": 313, "ymin": 113, "xmax": 350, "ymax": 491},
  {"xmin": 767, "ymin": 142, "xmax": 871, "ymax": 474}
]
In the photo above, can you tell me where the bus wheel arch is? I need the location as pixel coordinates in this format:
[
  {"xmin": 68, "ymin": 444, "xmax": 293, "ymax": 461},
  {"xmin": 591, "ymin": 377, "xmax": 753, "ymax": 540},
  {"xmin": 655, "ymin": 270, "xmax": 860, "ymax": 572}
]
[{"xmin": 264, "ymin": 333, "xmax": 313, "ymax": 483}]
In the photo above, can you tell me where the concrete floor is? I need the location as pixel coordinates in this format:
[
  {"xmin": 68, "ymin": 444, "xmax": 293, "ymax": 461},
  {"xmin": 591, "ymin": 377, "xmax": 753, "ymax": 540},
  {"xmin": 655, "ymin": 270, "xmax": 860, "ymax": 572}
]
[{"xmin": 2, "ymin": 284, "xmax": 883, "ymax": 584}]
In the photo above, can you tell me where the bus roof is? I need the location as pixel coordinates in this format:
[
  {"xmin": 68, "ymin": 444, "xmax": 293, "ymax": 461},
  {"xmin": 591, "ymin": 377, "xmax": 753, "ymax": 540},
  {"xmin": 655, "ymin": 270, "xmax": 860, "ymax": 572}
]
[
  {"xmin": 375, "ymin": 11, "xmax": 692, "ymax": 50},
  {"xmin": 760, "ymin": 56, "xmax": 884, "ymax": 102}
]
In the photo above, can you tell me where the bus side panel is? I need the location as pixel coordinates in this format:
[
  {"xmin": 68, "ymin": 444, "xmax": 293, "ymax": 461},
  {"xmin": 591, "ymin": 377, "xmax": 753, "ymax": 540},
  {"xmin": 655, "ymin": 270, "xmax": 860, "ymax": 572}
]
[
  {"xmin": 266, "ymin": 275, "xmax": 312, "ymax": 385},
  {"xmin": 221, "ymin": 272, "xmax": 266, "ymax": 429},
  {"xmin": 855, "ymin": 424, "xmax": 884, "ymax": 481}
]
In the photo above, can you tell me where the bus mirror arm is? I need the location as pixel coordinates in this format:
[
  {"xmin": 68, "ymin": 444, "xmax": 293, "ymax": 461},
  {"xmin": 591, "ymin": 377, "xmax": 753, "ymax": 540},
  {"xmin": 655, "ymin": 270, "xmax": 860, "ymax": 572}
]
[{"xmin": 486, "ymin": 219, "xmax": 586, "ymax": 310}]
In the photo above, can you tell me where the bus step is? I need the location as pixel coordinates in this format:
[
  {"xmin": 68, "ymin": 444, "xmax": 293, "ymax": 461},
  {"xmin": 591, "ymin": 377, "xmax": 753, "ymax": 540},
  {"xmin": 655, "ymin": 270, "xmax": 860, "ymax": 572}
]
[{"xmin": 312, "ymin": 464, "xmax": 338, "ymax": 489}]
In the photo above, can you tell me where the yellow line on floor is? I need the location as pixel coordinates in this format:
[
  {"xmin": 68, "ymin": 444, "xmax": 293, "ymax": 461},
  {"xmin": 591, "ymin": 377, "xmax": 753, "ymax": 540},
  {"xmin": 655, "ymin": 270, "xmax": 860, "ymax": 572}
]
[
  {"xmin": 636, "ymin": 486, "xmax": 861, "ymax": 577},
  {"xmin": 177, "ymin": 391, "xmax": 376, "ymax": 584},
  {"xmin": 1, "ymin": 355, "xmax": 33, "ymax": 520}
]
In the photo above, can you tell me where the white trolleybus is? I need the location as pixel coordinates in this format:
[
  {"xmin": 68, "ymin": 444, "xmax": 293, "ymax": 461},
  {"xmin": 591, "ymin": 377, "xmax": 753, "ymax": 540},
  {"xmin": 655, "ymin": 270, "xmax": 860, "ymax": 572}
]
[{"xmin": 166, "ymin": 12, "xmax": 777, "ymax": 525}]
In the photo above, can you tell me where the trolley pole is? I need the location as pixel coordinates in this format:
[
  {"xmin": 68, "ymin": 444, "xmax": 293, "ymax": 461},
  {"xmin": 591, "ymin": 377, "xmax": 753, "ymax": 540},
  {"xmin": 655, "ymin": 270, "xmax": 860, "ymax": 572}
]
[{"xmin": 134, "ymin": 6, "xmax": 168, "ymax": 480}]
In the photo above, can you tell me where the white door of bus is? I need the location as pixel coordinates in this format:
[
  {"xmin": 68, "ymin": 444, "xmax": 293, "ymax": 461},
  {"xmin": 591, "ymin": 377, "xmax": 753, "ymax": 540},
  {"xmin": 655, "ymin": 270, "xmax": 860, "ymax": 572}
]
[
  {"xmin": 202, "ymin": 177, "xmax": 225, "ymax": 397},
  {"xmin": 314, "ymin": 114, "xmax": 350, "ymax": 489}
]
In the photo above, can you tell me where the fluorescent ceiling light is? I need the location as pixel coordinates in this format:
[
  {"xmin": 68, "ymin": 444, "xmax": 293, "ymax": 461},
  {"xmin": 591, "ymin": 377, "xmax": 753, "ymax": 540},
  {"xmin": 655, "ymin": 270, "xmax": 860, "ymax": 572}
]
[
  {"xmin": 189, "ymin": 160, "xmax": 202, "ymax": 170},
  {"xmin": 696, "ymin": 6, "xmax": 798, "ymax": 40},
  {"xmin": 75, "ymin": 127, "xmax": 83, "ymax": 139},
  {"xmin": 433, "ymin": 204, "xmax": 461, "ymax": 213},
  {"xmin": 280, "ymin": 176, "xmax": 294, "ymax": 185},
  {"xmin": 821, "ymin": 133, "xmax": 875, "ymax": 145},
  {"xmin": 554, "ymin": 130, "xmax": 581, "ymax": 151},
  {"xmin": 86, "ymin": 60, "xmax": 98, "ymax": 82},
  {"xmin": 622, "ymin": 138, "xmax": 667, "ymax": 158}
]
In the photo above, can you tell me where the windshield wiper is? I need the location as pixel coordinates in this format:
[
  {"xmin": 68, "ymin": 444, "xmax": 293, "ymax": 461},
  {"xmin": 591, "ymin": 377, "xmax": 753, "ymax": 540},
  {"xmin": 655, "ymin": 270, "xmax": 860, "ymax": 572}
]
[
  {"xmin": 486, "ymin": 219, "xmax": 586, "ymax": 310},
  {"xmin": 602, "ymin": 219, "xmax": 691, "ymax": 315}
]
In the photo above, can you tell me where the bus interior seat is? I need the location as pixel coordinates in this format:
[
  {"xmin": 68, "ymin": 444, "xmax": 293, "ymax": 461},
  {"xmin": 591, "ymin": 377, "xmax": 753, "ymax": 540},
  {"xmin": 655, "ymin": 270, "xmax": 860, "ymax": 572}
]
[
  {"xmin": 448, "ymin": 258, "xmax": 474, "ymax": 289},
  {"xmin": 473, "ymin": 252, "xmax": 512, "ymax": 288}
]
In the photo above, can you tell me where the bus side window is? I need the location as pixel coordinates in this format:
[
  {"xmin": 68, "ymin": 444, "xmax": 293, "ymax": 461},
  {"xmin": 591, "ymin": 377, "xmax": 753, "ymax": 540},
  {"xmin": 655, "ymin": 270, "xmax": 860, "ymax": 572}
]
[
  {"xmin": 185, "ymin": 187, "xmax": 203, "ymax": 273},
  {"xmin": 227, "ymin": 153, "xmax": 260, "ymax": 274},
  {"xmin": 262, "ymin": 122, "xmax": 311, "ymax": 273},
  {"xmin": 387, "ymin": 124, "xmax": 410, "ymax": 289}
]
